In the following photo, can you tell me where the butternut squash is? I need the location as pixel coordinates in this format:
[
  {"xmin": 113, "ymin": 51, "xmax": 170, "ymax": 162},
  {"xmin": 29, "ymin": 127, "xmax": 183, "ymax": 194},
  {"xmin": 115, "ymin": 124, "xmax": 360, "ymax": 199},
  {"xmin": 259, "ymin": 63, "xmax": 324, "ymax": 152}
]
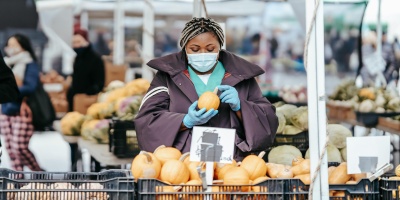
[
  {"xmin": 328, "ymin": 162, "xmax": 351, "ymax": 184},
  {"xmin": 389, "ymin": 176, "xmax": 400, "ymax": 180},
  {"xmin": 346, "ymin": 180, "xmax": 357, "ymax": 184},
  {"xmin": 294, "ymin": 174, "xmax": 311, "ymax": 185},
  {"xmin": 266, "ymin": 163, "xmax": 286, "ymax": 178},
  {"xmin": 351, "ymin": 173, "xmax": 366, "ymax": 182},
  {"xmin": 277, "ymin": 167, "xmax": 294, "ymax": 178},
  {"xmin": 396, "ymin": 164, "xmax": 400, "ymax": 177},
  {"xmin": 328, "ymin": 166, "xmax": 336, "ymax": 177},
  {"xmin": 290, "ymin": 159, "xmax": 310, "ymax": 176},
  {"xmin": 252, "ymin": 176, "xmax": 270, "ymax": 193},
  {"xmin": 333, "ymin": 191, "xmax": 345, "ymax": 197},
  {"xmin": 292, "ymin": 157, "xmax": 304, "ymax": 166}
]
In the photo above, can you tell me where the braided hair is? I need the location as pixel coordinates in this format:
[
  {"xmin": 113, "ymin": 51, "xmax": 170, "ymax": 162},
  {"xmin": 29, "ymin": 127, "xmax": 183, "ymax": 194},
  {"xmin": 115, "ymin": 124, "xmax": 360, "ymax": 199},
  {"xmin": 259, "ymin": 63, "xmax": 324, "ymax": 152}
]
[{"xmin": 179, "ymin": 17, "xmax": 224, "ymax": 49}]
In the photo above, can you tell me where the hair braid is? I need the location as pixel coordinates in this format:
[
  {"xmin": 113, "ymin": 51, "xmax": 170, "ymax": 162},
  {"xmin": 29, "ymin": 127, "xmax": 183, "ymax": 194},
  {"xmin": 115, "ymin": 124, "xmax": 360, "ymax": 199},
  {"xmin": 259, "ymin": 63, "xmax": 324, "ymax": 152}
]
[{"xmin": 179, "ymin": 17, "xmax": 224, "ymax": 49}]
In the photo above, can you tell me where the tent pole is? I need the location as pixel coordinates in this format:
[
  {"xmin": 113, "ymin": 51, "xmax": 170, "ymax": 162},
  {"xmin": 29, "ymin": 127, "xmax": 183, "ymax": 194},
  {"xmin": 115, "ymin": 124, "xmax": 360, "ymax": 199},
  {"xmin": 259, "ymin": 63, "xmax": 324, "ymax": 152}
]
[
  {"xmin": 141, "ymin": 0, "xmax": 155, "ymax": 81},
  {"xmin": 376, "ymin": 0, "xmax": 382, "ymax": 56},
  {"xmin": 113, "ymin": 0, "xmax": 125, "ymax": 65},
  {"xmin": 305, "ymin": 0, "xmax": 329, "ymax": 199}
]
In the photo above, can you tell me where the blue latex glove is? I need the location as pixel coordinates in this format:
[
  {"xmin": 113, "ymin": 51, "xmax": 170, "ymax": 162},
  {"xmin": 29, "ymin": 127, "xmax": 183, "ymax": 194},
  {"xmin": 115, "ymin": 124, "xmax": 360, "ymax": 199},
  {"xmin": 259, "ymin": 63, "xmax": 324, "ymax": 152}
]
[
  {"xmin": 218, "ymin": 85, "xmax": 241, "ymax": 111},
  {"xmin": 183, "ymin": 101, "xmax": 219, "ymax": 128}
]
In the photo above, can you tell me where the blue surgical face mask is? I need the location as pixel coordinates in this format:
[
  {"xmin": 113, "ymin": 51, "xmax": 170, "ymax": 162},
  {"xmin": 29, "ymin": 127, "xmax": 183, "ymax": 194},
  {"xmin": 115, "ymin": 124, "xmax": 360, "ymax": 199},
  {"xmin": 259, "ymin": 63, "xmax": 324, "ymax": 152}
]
[{"xmin": 187, "ymin": 52, "xmax": 218, "ymax": 73}]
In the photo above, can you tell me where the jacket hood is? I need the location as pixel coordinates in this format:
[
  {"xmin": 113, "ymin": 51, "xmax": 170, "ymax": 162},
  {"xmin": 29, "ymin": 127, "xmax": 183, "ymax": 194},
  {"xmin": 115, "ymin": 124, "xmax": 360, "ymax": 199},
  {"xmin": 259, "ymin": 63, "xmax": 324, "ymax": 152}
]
[{"xmin": 147, "ymin": 50, "xmax": 265, "ymax": 79}]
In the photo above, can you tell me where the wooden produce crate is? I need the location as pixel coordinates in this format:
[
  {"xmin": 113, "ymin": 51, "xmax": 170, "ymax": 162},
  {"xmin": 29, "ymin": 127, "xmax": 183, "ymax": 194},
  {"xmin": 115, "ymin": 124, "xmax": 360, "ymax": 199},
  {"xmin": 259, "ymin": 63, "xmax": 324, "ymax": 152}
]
[{"xmin": 378, "ymin": 117, "xmax": 400, "ymax": 131}]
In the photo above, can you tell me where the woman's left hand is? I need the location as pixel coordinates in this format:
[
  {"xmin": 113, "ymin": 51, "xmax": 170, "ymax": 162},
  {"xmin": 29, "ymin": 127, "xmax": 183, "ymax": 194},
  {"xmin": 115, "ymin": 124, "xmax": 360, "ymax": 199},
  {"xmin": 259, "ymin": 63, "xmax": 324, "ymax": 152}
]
[{"xmin": 218, "ymin": 85, "xmax": 241, "ymax": 111}]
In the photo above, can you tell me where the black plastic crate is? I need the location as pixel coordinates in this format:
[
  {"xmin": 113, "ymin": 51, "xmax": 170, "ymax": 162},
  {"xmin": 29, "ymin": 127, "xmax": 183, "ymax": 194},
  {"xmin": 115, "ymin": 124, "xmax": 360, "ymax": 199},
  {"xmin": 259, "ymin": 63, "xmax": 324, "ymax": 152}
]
[
  {"xmin": 0, "ymin": 168, "xmax": 135, "ymax": 200},
  {"xmin": 286, "ymin": 178, "xmax": 379, "ymax": 200},
  {"xmin": 355, "ymin": 111, "xmax": 400, "ymax": 127},
  {"xmin": 137, "ymin": 178, "xmax": 286, "ymax": 200},
  {"xmin": 380, "ymin": 176, "xmax": 400, "ymax": 200},
  {"xmin": 109, "ymin": 119, "xmax": 141, "ymax": 158}
]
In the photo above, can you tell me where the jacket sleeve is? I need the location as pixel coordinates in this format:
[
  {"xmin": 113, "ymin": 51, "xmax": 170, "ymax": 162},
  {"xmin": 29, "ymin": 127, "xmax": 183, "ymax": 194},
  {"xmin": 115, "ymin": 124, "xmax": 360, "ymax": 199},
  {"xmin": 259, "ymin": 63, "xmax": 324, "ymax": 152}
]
[
  {"xmin": 134, "ymin": 71, "xmax": 186, "ymax": 152},
  {"xmin": 19, "ymin": 63, "xmax": 39, "ymax": 97},
  {"xmin": 235, "ymin": 78, "xmax": 278, "ymax": 152},
  {"xmin": 0, "ymin": 54, "xmax": 19, "ymax": 103}
]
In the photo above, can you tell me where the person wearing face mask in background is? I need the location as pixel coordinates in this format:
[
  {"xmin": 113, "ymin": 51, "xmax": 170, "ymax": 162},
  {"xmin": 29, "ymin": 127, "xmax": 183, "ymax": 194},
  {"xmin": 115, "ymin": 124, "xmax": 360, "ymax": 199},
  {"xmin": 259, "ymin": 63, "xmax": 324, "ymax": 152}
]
[
  {"xmin": 0, "ymin": 33, "xmax": 44, "ymax": 171},
  {"xmin": 135, "ymin": 17, "xmax": 278, "ymax": 161},
  {"xmin": 67, "ymin": 28, "xmax": 105, "ymax": 112}
]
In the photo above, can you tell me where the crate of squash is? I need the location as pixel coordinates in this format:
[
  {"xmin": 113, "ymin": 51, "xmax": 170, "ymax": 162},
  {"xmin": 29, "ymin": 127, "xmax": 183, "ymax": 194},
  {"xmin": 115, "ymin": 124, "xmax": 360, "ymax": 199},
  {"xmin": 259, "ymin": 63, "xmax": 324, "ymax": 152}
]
[{"xmin": 378, "ymin": 116, "xmax": 400, "ymax": 131}]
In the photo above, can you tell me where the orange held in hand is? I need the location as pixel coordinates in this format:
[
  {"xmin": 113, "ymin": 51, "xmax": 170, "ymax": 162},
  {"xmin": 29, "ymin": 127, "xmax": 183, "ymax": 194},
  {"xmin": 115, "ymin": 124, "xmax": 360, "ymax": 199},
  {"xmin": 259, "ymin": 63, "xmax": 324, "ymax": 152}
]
[{"xmin": 198, "ymin": 87, "xmax": 220, "ymax": 111}]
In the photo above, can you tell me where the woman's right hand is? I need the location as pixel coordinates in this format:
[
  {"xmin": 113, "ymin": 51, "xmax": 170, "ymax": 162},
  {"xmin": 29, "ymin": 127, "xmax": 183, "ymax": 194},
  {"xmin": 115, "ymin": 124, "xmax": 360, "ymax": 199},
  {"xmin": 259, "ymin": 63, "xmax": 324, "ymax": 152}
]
[{"xmin": 183, "ymin": 101, "xmax": 218, "ymax": 129}]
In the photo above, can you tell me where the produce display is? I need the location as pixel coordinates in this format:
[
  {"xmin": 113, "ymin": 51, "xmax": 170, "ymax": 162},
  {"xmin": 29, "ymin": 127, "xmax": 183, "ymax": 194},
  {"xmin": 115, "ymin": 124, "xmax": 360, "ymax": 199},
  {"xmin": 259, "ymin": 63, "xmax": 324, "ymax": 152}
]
[
  {"xmin": 278, "ymin": 85, "xmax": 307, "ymax": 104},
  {"xmin": 275, "ymin": 103, "xmax": 308, "ymax": 135},
  {"xmin": 131, "ymin": 144, "xmax": 371, "ymax": 199},
  {"xmin": 41, "ymin": 70, "xmax": 70, "ymax": 113},
  {"xmin": 9, "ymin": 183, "xmax": 107, "ymax": 200},
  {"xmin": 59, "ymin": 79, "xmax": 150, "ymax": 145}
]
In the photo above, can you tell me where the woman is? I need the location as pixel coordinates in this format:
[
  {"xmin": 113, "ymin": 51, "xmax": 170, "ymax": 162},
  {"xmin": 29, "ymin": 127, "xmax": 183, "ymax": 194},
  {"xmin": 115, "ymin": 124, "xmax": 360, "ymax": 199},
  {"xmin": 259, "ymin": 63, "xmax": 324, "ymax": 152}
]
[
  {"xmin": 135, "ymin": 17, "xmax": 278, "ymax": 161},
  {"xmin": 0, "ymin": 50, "xmax": 19, "ymax": 103},
  {"xmin": 67, "ymin": 28, "xmax": 105, "ymax": 112},
  {"xmin": 0, "ymin": 34, "xmax": 43, "ymax": 171}
]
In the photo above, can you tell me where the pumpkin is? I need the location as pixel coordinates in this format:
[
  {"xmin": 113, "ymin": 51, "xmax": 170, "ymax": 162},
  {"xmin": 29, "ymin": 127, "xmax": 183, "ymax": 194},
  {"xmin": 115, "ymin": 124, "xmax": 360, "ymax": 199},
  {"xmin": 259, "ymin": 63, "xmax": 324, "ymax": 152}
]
[
  {"xmin": 223, "ymin": 167, "xmax": 250, "ymax": 192},
  {"xmin": 294, "ymin": 174, "xmax": 311, "ymax": 185},
  {"xmin": 215, "ymin": 160, "xmax": 237, "ymax": 180},
  {"xmin": 188, "ymin": 162, "xmax": 205, "ymax": 181},
  {"xmin": 292, "ymin": 157, "xmax": 304, "ymax": 166},
  {"xmin": 154, "ymin": 145, "xmax": 182, "ymax": 165},
  {"xmin": 159, "ymin": 156, "xmax": 190, "ymax": 184},
  {"xmin": 182, "ymin": 152, "xmax": 191, "ymax": 166},
  {"xmin": 396, "ymin": 164, "xmax": 400, "ymax": 177},
  {"xmin": 131, "ymin": 151, "xmax": 161, "ymax": 181},
  {"xmin": 291, "ymin": 159, "xmax": 310, "ymax": 176},
  {"xmin": 198, "ymin": 88, "xmax": 220, "ymax": 111},
  {"xmin": 155, "ymin": 185, "xmax": 181, "ymax": 200},
  {"xmin": 181, "ymin": 180, "xmax": 202, "ymax": 200},
  {"xmin": 240, "ymin": 151, "xmax": 267, "ymax": 180},
  {"xmin": 252, "ymin": 176, "xmax": 269, "ymax": 192},
  {"xmin": 276, "ymin": 167, "xmax": 294, "ymax": 178},
  {"xmin": 333, "ymin": 191, "xmax": 345, "ymax": 197},
  {"xmin": 389, "ymin": 176, "xmax": 400, "ymax": 180},
  {"xmin": 328, "ymin": 162, "xmax": 351, "ymax": 184}
]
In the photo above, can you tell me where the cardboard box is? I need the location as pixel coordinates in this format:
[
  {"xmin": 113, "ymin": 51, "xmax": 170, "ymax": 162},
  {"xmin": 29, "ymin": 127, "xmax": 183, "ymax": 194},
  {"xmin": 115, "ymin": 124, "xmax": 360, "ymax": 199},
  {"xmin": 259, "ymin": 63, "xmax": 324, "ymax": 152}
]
[
  {"xmin": 104, "ymin": 59, "xmax": 127, "ymax": 86},
  {"xmin": 73, "ymin": 94, "xmax": 98, "ymax": 114}
]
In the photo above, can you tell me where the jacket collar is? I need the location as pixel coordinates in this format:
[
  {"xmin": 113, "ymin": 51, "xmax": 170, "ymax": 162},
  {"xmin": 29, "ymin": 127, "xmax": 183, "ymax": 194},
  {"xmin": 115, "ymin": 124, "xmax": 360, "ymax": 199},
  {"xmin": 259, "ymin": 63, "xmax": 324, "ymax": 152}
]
[{"xmin": 147, "ymin": 50, "xmax": 265, "ymax": 80}]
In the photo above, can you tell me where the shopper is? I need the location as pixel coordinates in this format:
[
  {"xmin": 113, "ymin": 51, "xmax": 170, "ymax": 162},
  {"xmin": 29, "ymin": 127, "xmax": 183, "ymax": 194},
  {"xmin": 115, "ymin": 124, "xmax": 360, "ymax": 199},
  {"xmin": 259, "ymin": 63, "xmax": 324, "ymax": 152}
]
[
  {"xmin": 67, "ymin": 28, "xmax": 105, "ymax": 111},
  {"xmin": 0, "ymin": 51, "xmax": 19, "ymax": 103},
  {"xmin": 0, "ymin": 34, "xmax": 43, "ymax": 171},
  {"xmin": 135, "ymin": 17, "xmax": 278, "ymax": 161}
]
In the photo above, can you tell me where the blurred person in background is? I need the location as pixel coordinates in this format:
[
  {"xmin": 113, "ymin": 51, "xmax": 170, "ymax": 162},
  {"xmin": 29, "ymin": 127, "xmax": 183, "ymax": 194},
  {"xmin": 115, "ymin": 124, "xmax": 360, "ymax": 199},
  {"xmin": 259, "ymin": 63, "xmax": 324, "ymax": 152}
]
[
  {"xmin": 0, "ymin": 51, "xmax": 19, "ymax": 103},
  {"xmin": 67, "ymin": 28, "xmax": 105, "ymax": 111},
  {"xmin": 0, "ymin": 34, "xmax": 44, "ymax": 171}
]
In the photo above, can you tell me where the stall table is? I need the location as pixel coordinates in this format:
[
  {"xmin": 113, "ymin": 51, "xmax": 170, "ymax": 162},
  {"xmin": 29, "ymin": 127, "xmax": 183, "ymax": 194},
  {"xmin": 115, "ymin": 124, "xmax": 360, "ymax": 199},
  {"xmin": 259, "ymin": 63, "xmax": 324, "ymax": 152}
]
[
  {"xmin": 77, "ymin": 138, "xmax": 133, "ymax": 172},
  {"xmin": 53, "ymin": 121, "xmax": 81, "ymax": 171}
]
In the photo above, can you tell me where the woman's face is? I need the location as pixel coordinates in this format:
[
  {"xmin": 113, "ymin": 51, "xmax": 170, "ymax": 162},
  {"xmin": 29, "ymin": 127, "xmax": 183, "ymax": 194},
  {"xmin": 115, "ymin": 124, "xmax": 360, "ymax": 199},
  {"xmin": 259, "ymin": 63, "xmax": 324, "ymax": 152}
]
[
  {"xmin": 5, "ymin": 37, "xmax": 23, "ymax": 56},
  {"xmin": 185, "ymin": 32, "xmax": 220, "ymax": 54}
]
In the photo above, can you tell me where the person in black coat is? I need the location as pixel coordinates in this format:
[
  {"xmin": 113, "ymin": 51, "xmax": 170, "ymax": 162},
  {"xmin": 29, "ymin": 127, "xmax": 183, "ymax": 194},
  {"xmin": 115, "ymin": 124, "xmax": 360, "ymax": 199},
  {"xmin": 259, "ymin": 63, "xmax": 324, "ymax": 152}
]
[
  {"xmin": 0, "ymin": 51, "xmax": 19, "ymax": 103},
  {"xmin": 67, "ymin": 28, "xmax": 105, "ymax": 111}
]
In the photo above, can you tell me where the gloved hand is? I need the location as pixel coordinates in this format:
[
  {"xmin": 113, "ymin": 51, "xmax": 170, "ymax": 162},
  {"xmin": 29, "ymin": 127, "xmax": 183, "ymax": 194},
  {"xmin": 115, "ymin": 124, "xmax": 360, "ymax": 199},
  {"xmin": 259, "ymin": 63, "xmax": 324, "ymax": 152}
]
[
  {"xmin": 183, "ymin": 101, "xmax": 219, "ymax": 128},
  {"xmin": 218, "ymin": 85, "xmax": 240, "ymax": 111}
]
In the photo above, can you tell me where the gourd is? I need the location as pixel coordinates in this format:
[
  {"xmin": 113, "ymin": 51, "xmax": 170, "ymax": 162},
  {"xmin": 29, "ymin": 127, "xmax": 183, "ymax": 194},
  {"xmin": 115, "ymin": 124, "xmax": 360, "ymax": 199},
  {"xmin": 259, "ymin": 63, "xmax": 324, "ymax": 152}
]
[
  {"xmin": 352, "ymin": 173, "xmax": 366, "ymax": 182},
  {"xmin": 346, "ymin": 180, "xmax": 357, "ymax": 184},
  {"xmin": 291, "ymin": 159, "xmax": 310, "ymax": 176},
  {"xmin": 240, "ymin": 151, "xmax": 267, "ymax": 180},
  {"xmin": 131, "ymin": 151, "xmax": 161, "ymax": 181},
  {"xmin": 268, "ymin": 145, "xmax": 302, "ymax": 166},
  {"xmin": 153, "ymin": 145, "xmax": 182, "ymax": 165},
  {"xmin": 292, "ymin": 157, "xmax": 304, "ymax": 166},
  {"xmin": 276, "ymin": 167, "xmax": 294, "ymax": 178},
  {"xmin": 395, "ymin": 164, "xmax": 400, "ymax": 176},
  {"xmin": 294, "ymin": 174, "xmax": 311, "ymax": 185},
  {"xmin": 266, "ymin": 163, "xmax": 286, "ymax": 178},
  {"xmin": 159, "ymin": 156, "xmax": 190, "ymax": 184},
  {"xmin": 223, "ymin": 167, "xmax": 250, "ymax": 192},
  {"xmin": 328, "ymin": 162, "xmax": 351, "ymax": 184},
  {"xmin": 328, "ymin": 166, "xmax": 336, "ymax": 177},
  {"xmin": 252, "ymin": 176, "xmax": 270, "ymax": 192},
  {"xmin": 215, "ymin": 160, "xmax": 237, "ymax": 180},
  {"xmin": 198, "ymin": 88, "xmax": 220, "ymax": 111}
]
